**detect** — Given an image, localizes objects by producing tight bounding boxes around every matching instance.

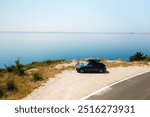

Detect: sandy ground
[23,65,150,100]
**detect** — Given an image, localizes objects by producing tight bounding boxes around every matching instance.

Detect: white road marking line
[80,69,150,100]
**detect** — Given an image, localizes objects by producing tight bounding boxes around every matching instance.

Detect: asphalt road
[87,72,150,100]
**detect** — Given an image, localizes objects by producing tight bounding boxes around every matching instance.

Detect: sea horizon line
[0,31,150,34]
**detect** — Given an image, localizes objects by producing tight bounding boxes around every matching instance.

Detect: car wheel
[79,69,84,73]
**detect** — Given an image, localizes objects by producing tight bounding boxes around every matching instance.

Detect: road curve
[87,72,150,100]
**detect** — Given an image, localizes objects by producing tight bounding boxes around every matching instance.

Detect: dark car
[76,59,106,73]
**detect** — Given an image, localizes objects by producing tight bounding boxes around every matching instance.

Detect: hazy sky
[0,0,150,32]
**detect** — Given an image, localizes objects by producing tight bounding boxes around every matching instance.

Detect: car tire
[79,69,84,73]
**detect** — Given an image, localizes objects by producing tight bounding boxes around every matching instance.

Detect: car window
[89,62,95,66]
[84,60,100,66]
[84,62,89,66]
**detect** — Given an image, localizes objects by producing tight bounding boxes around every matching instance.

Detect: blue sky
[0,0,150,32]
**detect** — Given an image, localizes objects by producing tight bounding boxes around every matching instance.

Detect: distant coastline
[0,31,150,34]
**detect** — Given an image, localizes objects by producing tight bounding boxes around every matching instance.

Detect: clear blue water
[0,32,150,68]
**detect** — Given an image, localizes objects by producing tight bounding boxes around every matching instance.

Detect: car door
[84,62,92,72]
[91,62,99,72]
[85,62,97,72]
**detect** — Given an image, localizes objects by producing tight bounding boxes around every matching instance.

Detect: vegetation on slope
[0,52,149,100]
[129,52,148,61]
[0,59,70,99]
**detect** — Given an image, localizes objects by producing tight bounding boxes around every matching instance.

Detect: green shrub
[0,87,4,98]
[33,73,43,81]
[6,79,17,92]
[18,68,25,76]
[5,58,25,76]
[15,58,25,76]
[129,52,147,61]
[0,68,5,73]
[5,65,16,72]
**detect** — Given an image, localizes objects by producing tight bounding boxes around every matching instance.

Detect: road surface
[87,72,150,100]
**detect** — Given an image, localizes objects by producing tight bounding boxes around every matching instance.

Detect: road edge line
[80,69,150,100]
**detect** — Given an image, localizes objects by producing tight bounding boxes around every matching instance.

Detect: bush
[33,73,43,81]
[5,65,16,72]
[18,68,25,76]
[5,58,25,76]
[15,58,25,76]
[129,52,147,61]
[0,68,5,73]
[0,87,4,98]
[6,79,17,92]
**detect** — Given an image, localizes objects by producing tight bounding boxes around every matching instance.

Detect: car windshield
[84,62,89,66]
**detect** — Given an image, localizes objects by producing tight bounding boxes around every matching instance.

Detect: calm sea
[0,32,150,68]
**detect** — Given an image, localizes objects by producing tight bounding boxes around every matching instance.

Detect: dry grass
[0,59,149,100]
[101,59,149,68]
[0,60,70,100]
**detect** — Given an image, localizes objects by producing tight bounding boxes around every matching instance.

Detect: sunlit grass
[0,58,149,100]
[0,59,70,100]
